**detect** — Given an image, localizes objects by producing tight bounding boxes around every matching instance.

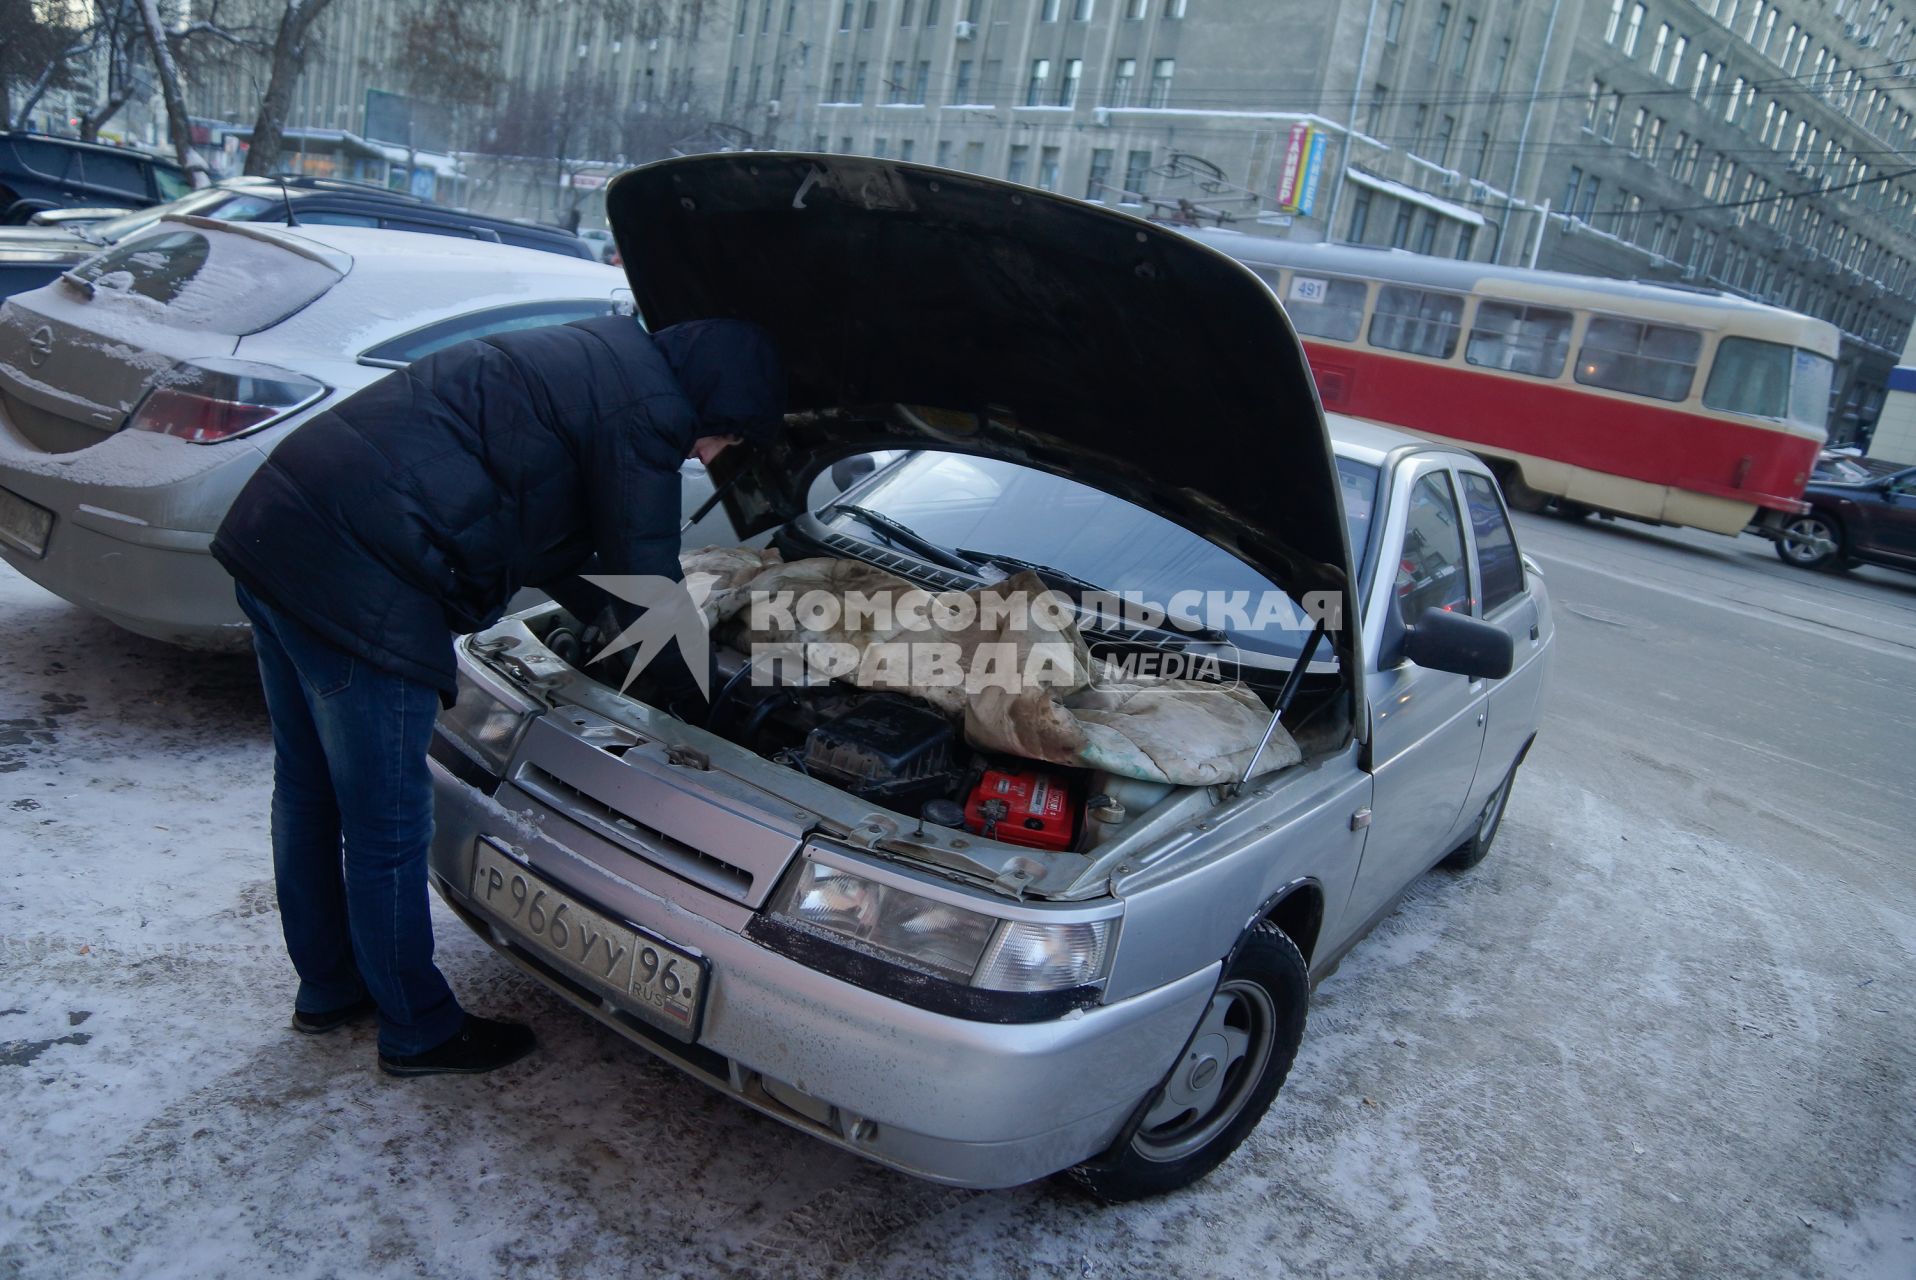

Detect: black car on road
[1776,461,1916,575]
[0,132,189,223]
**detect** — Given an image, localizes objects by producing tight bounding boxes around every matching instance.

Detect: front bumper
[427,755,1218,1189]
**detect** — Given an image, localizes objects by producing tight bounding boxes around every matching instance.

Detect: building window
[1391,203,1415,249]
[872,137,888,158]
[1348,187,1373,242]
[1471,131,1491,181]
[1007,144,1030,183]
[1073,0,1095,19]
[853,61,869,102]
[1563,166,1584,213]
[1414,212,1439,255]
[900,0,914,24]
[1643,115,1663,162]
[1060,58,1082,107]
[1454,223,1477,260]
[1434,114,1455,164]
[1410,104,1428,150]
[1666,35,1687,84]
[1041,0,1060,19]
[889,59,907,104]
[1623,3,1646,55]
[1038,146,1061,190]
[1649,23,1670,74]
[1386,0,1406,43]
[1580,175,1600,218]
[1367,83,1389,135]
[1127,0,1146,16]
[1452,16,1476,75]
[1109,58,1137,106]
[1164,0,1185,17]
[840,135,853,153]
[936,139,953,167]
[954,60,974,101]
[1628,106,1649,153]
[863,0,877,28]
[1148,58,1174,106]
[900,139,915,162]
[1026,59,1051,106]
[1490,36,1511,89]
[839,0,854,31]
[1087,147,1113,199]
[1603,0,1624,43]
[1429,4,1451,62]
[829,62,846,101]
[1123,148,1151,201]
[963,140,984,170]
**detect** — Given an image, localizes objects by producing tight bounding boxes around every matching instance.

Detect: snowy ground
[2,515,1914,1279]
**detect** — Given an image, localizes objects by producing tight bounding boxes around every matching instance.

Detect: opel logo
[26,325,54,368]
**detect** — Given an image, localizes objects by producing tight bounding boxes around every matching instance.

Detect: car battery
[963,766,1077,851]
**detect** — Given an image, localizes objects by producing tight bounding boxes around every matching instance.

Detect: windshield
[817,451,1376,656]
[1789,349,1835,432]
[91,189,279,243]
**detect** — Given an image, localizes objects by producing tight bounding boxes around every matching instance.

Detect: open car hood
[606,153,1354,648]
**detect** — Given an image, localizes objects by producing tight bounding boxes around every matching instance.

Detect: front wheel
[1775,513,1841,570]
[1071,922,1308,1202]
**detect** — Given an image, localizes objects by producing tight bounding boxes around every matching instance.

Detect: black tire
[1071,921,1308,1202]
[1774,512,1841,570]
[1441,759,1518,871]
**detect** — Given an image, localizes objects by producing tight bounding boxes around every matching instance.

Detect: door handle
[1476,711,1486,726]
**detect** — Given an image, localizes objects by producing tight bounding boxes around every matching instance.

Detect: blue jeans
[238,583,464,1057]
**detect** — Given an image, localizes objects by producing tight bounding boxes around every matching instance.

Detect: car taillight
[126,358,326,444]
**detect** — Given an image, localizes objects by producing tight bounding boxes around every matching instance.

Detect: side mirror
[1403,607,1514,680]
[828,454,878,492]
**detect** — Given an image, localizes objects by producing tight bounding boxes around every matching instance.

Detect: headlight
[768,854,1116,993]
[441,664,535,774]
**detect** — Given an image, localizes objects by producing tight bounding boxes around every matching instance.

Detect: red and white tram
[1188,230,1840,538]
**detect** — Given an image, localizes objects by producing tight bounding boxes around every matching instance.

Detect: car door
[1345,457,1490,932]
[1864,471,1916,564]
[1457,466,1548,810]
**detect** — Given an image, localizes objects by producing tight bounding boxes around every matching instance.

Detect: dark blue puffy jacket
[211,316,783,701]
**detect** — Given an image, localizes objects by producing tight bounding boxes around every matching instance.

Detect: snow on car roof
[187,217,626,281]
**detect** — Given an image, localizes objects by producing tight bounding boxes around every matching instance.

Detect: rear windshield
[67,225,342,335]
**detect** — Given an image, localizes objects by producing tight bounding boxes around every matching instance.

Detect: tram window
[1282,275,1368,342]
[1460,471,1523,613]
[1703,336,1792,418]
[1788,349,1834,429]
[1574,316,1701,401]
[1466,301,1573,378]
[1369,285,1465,358]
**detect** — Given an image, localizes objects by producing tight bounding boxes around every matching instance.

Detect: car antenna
[274,175,301,226]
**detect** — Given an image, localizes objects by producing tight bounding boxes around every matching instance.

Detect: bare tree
[135,0,208,183]
[74,0,145,142]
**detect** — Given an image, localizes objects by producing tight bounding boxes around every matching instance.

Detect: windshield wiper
[957,549,1229,643]
[824,504,977,573]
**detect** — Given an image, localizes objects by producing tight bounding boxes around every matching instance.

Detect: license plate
[469,840,707,1041]
[0,486,53,559]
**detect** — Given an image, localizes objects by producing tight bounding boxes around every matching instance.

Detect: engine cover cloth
[681,547,1299,786]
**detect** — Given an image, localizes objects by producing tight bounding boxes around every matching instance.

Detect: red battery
[963,767,1077,851]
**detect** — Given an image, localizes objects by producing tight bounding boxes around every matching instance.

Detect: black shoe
[291,995,377,1035]
[377,1014,535,1078]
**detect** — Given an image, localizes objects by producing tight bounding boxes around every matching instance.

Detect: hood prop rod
[679,465,748,533]
[1232,618,1327,797]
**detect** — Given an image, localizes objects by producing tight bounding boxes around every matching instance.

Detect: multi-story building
[715,0,1915,440]
[178,0,1916,439]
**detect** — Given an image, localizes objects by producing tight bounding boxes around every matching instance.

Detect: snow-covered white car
[425,154,1556,1200]
[0,219,628,649]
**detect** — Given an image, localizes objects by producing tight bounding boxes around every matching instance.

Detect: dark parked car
[0,132,189,223]
[1775,463,1916,574]
[0,175,593,297]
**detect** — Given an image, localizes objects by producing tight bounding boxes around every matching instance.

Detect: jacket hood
[605,153,1353,647]
[651,318,786,445]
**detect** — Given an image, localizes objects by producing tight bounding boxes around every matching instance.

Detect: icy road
[2,513,1913,1279]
